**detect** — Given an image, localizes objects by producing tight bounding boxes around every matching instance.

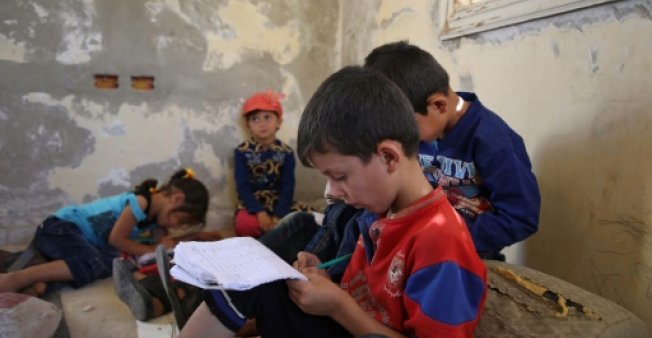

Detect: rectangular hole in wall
[94,74,119,89]
[131,76,155,91]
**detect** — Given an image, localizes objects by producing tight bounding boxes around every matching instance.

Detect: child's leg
[34,217,114,288]
[258,212,321,263]
[113,256,202,322]
[0,259,73,292]
[198,281,349,338]
[234,210,262,237]
[180,302,235,338]
[113,258,157,321]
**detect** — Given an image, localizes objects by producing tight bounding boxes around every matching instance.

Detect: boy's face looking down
[362,41,461,142]
[246,110,281,144]
[415,92,452,142]
[308,140,401,214]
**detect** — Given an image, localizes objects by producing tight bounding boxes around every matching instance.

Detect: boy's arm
[234,149,265,213]
[402,235,487,337]
[287,269,405,338]
[331,293,405,338]
[273,150,296,218]
[472,146,541,253]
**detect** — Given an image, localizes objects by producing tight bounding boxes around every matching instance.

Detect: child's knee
[235,211,261,237]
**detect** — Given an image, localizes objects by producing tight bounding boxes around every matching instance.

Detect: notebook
[170,237,307,290]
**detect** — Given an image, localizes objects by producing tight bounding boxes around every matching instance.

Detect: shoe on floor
[112,257,153,321]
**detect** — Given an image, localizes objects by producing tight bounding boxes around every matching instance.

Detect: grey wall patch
[459,74,474,92]
[590,47,599,74]
[551,41,560,58]
[0,97,95,190]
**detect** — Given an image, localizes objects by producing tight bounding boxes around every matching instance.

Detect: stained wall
[2,0,651,332]
[0,0,335,242]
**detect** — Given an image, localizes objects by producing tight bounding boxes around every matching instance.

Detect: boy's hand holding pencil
[294,252,353,279]
[293,251,322,272]
[317,254,353,269]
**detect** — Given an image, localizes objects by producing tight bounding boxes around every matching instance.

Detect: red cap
[242,90,285,119]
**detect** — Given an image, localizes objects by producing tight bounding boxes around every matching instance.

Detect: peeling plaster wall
[3,0,651,331]
[0,0,335,244]
[341,0,652,330]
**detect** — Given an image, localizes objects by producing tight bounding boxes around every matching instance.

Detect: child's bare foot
[19,282,48,297]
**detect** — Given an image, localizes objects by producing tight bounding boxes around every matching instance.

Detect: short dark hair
[297,66,419,166]
[364,41,449,115]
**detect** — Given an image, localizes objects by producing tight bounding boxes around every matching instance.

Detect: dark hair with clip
[134,179,158,196]
[134,169,209,226]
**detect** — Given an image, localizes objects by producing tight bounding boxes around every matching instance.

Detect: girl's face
[157,210,193,229]
[156,191,194,228]
[246,110,281,143]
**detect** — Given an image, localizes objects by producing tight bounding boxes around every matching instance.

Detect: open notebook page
[170,237,307,290]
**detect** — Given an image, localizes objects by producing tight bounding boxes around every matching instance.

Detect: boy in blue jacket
[365,41,541,260]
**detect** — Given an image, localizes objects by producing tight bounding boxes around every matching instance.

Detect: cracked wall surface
[0,0,335,243]
[340,0,652,331]
[2,0,652,333]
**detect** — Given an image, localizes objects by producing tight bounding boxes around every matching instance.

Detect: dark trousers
[205,211,352,337]
[34,216,116,287]
[205,281,350,338]
[258,212,321,263]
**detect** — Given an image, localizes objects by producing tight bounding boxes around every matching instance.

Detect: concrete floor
[5,226,262,337]
[60,277,178,338]
[1,243,178,338]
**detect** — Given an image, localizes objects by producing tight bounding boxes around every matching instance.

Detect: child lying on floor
[0,168,212,297]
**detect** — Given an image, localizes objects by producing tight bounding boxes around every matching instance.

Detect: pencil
[317,253,353,269]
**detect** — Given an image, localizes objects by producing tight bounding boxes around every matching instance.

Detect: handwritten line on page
[170,237,307,290]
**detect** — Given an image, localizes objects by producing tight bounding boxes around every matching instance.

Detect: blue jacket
[418,92,541,255]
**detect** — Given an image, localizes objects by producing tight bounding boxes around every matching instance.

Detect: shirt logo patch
[384,252,405,298]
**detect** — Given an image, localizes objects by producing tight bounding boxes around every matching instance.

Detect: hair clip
[184,168,195,179]
[149,187,158,194]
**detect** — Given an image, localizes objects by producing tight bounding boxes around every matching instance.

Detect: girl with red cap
[234,91,312,238]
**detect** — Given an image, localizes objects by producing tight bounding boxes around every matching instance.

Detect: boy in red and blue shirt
[180,66,486,338]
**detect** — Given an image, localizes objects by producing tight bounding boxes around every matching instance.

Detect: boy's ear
[377,140,401,173]
[426,93,448,115]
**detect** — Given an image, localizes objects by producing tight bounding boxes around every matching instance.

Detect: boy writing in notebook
[180,66,487,338]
